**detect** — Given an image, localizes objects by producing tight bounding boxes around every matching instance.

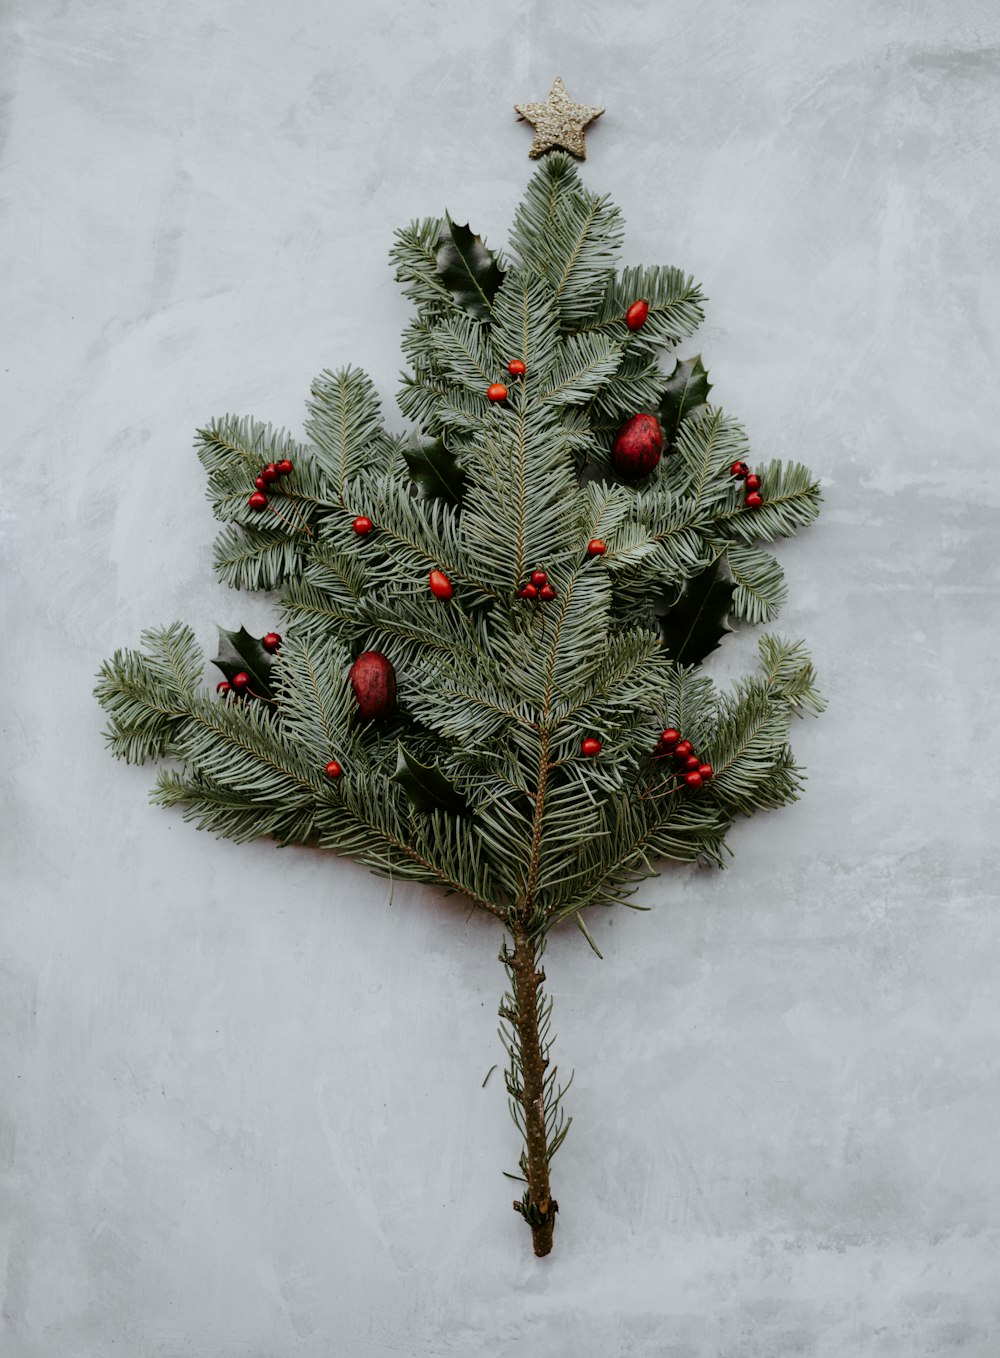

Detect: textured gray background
[3,1,999,1354]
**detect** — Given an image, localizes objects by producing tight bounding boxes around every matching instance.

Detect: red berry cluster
[730,461,763,510]
[518,569,557,602]
[486,360,527,404]
[247,458,294,511]
[216,634,281,701]
[655,728,714,790]
[216,671,259,700]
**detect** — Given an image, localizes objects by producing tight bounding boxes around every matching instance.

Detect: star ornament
[514,77,604,161]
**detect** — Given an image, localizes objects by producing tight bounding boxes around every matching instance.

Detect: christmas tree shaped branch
[96,147,824,1258]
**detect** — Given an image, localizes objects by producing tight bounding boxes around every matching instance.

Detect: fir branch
[389,218,456,317]
[757,634,826,716]
[725,544,788,625]
[212,523,306,592]
[305,366,389,495]
[94,623,202,764]
[584,264,706,351]
[712,459,822,543]
[541,334,624,408]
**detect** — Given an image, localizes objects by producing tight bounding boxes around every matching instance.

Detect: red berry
[353,515,373,535]
[730,461,749,479]
[538,583,557,601]
[350,651,397,721]
[581,737,602,756]
[530,570,547,587]
[587,539,607,556]
[744,474,760,492]
[673,740,693,758]
[684,771,704,789]
[518,584,538,600]
[231,672,250,691]
[262,632,282,653]
[261,463,280,483]
[698,764,714,781]
[487,383,508,403]
[325,760,343,779]
[625,299,649,331]
[429,569,454,600]
[611,413,663,478]
[684,755,701,771]
[248,491,268,511]
[507,359,526,377]
[660,728,681,748]
[216,681,231,695]
[275,459,293,476]
[745,491,764,509]
[254,475,267,491]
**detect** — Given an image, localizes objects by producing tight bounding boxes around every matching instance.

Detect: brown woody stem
[506,919,558,1257]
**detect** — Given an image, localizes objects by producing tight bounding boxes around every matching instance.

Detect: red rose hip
[507,359,526,377]
[487,383,508,403]
[587,539,607,556]
[625,299,649,331]
[429,569,454,600]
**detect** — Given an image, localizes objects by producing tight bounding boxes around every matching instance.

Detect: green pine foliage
[95,150,823,1254]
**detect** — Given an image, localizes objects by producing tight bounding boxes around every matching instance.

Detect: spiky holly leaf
[393,742,469,816]
[656,562,733,666]
[212,626,275,700]
[403,436,467,506]
[658,355,712,446]
[434,217,505,321]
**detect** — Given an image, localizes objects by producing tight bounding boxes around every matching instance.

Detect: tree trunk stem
[508,920,557,1257]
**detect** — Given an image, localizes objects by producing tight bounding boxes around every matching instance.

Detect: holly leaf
[403,436,467,506]
[434,217,504,321]
[212,626,275,699]
[655,563,733,666]
[658,355,712,446]
[393,741,469,816]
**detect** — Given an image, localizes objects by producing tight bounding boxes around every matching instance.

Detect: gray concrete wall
[3,1,999,1353]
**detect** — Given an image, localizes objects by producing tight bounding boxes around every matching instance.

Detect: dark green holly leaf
[393,741,469,816]
[434,217,504,320]
[212,626,275,699]
[658,355,712,446]
[403,436,467,506]
[655,562,733,666]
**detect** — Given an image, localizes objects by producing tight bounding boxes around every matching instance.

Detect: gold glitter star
[514,77,605,160]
